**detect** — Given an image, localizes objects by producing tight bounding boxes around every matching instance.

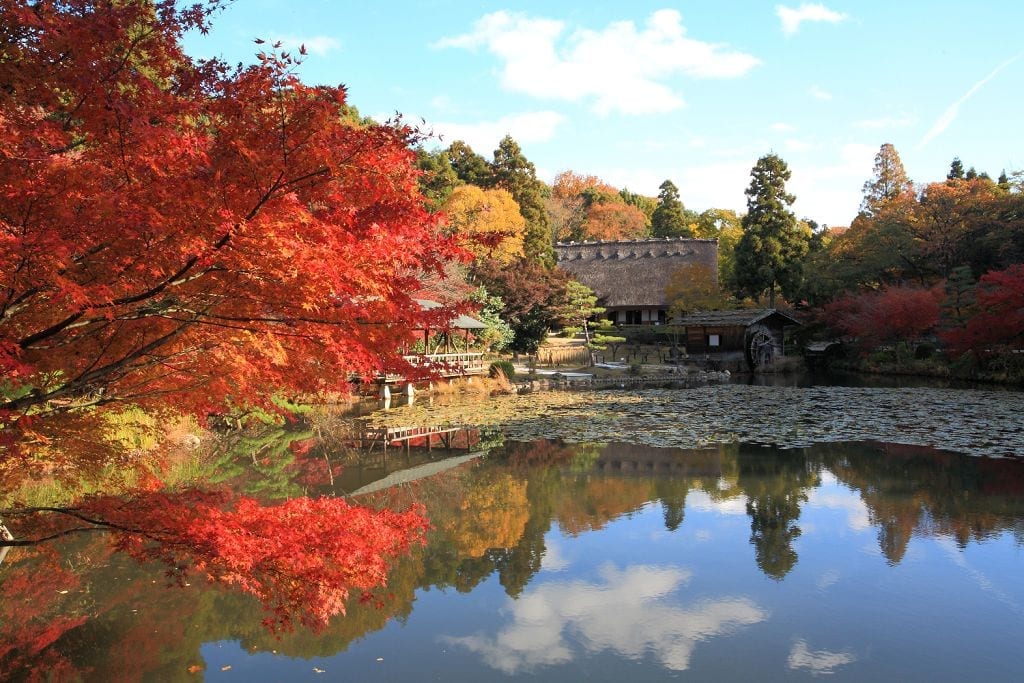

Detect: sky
[183,1,1024,228]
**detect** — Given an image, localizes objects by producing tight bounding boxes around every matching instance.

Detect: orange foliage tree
[584,202,649,241]
[548,170,646,242]
[0,1,461,445]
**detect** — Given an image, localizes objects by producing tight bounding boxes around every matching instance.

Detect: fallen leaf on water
[221,665,232,671]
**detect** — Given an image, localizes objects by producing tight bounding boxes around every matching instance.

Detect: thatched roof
[416,299,487,329]
[671,309,801,328]
[554,238,718,308]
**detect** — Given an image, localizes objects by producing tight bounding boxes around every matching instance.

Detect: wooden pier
[355,423,478,454]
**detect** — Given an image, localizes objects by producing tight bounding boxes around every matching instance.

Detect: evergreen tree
[650,180,693,237]
[731,153,808,307]
[488,135,554,267]
[998,169,1011,191]
[947,157,965,180]
[416,148,461,211]
[620,188,657,226]
[446,140,492,186]
[859,143,913,218]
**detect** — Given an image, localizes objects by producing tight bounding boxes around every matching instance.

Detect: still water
[4,430,1024,681]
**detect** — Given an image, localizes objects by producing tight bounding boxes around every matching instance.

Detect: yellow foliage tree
[442,185,525,264]
[665,262,729,319]
[442,473,529,558]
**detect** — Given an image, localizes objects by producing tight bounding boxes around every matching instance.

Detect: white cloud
[271,34,340,57]
[780,142,875,225]
[428,111,566,153]
[434,10,760,115]
[771,122,796,132]
[441,563,767,673]
[809,85,833,101]
[816,569,841,591]
[788,640,856,674]
[685,490,750,515]
[918,52,1022,149]
[807,485,871,531]
[776,4,849,36]
[540,540,570,572]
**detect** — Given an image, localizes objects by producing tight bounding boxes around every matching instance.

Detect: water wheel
[744,325,775,370]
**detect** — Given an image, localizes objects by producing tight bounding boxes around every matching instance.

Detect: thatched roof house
[554,238,718,324]
[671,309,801,370]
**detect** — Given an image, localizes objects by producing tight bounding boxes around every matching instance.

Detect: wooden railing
[383,352,486,381]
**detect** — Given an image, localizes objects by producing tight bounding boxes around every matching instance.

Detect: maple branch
[4,318,197,413]
[0,526,110,547]
[0,506,156,548]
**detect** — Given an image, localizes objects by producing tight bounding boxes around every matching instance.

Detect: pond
[3,382,1024,681]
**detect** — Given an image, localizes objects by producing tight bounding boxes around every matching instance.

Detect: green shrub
[489,360,516,381]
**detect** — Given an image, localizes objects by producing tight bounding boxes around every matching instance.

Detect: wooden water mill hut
[670,309,801,370]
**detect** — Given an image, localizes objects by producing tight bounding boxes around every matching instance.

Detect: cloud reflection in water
[787,639,857,675]
[441,563,767,673]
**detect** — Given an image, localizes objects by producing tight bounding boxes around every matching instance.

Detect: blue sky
[184,1,1023,227]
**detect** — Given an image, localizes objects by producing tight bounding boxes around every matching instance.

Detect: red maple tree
[942,264,1024,357]
[822,285,943,349]
[0,1,463,444]
[1,489,429,632]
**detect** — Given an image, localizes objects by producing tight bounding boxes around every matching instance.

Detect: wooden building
[671,309,801,370]
[554,238,719,325]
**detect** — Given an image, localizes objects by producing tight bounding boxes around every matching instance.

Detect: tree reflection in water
[3,437,1024,678]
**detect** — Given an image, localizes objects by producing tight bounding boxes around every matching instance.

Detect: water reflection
[441,564,767,673]
[4,438,1024,680]
[787,640,857,675]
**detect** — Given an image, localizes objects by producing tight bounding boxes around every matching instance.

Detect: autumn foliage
[822,285,943,349]
[0,1,460,443]
[941,264,1024,357]
[441,185,525,264]
[2,489,428,632]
